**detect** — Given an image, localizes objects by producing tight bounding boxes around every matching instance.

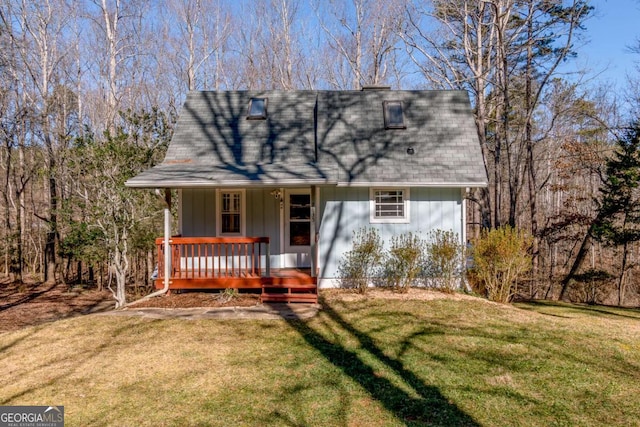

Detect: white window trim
[216,189,246,236]
[369,188,410,224]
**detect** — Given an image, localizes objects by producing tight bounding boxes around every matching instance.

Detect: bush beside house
[338,226,533,304]
[338,228,467,294]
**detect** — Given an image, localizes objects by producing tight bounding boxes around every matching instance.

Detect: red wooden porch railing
[155,237,270,286]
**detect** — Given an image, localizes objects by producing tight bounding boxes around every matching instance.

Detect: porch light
[270,189,282,200]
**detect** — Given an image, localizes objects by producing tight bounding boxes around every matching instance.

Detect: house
[125,88,487,302]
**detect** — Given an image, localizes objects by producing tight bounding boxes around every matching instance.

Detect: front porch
[155,237,318,303]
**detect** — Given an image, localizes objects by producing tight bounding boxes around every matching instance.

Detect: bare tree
[317,0,408,89]
[403,1,590,225]
[159,0,231,98]
[230,0,320,90]
[0,0,80,283]
[84,0,152,131]
[402,0,495,227]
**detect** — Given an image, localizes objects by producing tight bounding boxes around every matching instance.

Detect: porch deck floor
[270,268,313,279]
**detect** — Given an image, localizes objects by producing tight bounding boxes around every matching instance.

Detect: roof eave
[335,181,488,188]
[126,178,488,189]
[125,178,336,189]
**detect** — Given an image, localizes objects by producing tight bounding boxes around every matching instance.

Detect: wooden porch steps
[260,283,318,304]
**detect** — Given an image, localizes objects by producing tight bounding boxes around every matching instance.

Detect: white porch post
[310,185,317,277]
[278,187,284,269]
[462,188,468,247]
[164,188,172,290]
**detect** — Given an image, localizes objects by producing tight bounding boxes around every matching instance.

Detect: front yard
[1,290,639,426]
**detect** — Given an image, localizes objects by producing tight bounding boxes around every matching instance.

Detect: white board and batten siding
[178,188,282,269]
[317,186,463,288]
[179,186,464,283]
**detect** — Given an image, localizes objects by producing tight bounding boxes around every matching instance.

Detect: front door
[283,189,311,268]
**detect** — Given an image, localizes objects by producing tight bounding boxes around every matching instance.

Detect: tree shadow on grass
[516,300,640,321]
[278,301,480,426]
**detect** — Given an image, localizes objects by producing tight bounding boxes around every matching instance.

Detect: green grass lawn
[1,293,639,426]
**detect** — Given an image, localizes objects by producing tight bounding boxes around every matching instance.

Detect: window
[247,97,267,120]
[383,100,405,129]
[218,190,245,235]
[370,188,410,223]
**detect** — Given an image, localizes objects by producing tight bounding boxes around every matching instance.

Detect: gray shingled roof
[126,89,487,188]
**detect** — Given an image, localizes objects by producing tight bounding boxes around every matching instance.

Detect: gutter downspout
[462,187,471,292]
[125,189,172,307]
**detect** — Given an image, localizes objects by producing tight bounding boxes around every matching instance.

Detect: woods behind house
[1,0,638,305]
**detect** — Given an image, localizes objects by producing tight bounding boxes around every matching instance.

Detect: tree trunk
[618,241,628,306]
[559,220,599,300]
[44,160,58,284]
[108,228,129,308]
[89,264,95,287]
[525,10,539,293]
[3,138,13,280]
[44,231,56,283]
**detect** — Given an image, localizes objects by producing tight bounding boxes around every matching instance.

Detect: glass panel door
[283,189,312,268]
[288,193,311,247]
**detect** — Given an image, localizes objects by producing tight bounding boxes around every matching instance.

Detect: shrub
[471,226,532,303]
[337,228,384,294]
[384,232,427,293]
[425,230,465,292]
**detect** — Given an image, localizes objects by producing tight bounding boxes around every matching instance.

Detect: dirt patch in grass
[0,282,265,332]
[0,281,263,333]
[0,280,113,333]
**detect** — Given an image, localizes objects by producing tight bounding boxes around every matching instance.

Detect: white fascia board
[335,181,488,188]
[125,178,335,188]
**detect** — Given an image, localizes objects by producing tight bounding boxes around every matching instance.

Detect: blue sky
[578,0,640,87]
